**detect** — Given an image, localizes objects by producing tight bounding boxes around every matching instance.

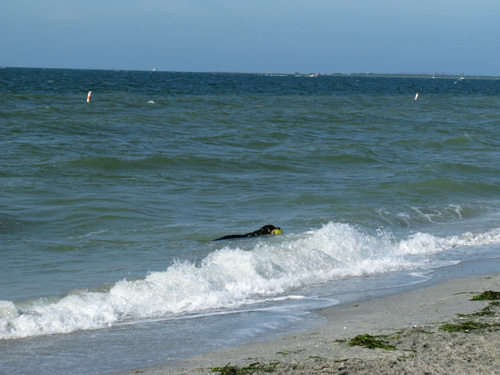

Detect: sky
[1,0,500,75]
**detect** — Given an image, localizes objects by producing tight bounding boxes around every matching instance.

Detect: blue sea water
[1,68,500,374]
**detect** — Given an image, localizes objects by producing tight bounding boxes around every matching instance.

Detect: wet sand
[118,274,500,374]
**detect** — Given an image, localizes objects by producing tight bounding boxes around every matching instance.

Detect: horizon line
[2,66,499,79]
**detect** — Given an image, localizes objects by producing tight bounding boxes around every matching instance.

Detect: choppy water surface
[1,68,500,374]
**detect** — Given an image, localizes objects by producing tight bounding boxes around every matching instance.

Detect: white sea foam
[2,222,500,340]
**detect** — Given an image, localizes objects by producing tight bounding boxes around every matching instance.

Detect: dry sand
[118,274,500,375]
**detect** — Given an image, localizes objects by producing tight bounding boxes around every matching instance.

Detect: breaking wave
[2,222,500,340]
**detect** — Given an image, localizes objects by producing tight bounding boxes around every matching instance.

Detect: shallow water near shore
[2,68,500,374]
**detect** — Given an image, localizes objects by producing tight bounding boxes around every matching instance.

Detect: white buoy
[87,91,92,103]
[414,93,419,100]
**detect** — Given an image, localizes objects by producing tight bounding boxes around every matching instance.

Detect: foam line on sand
[118,274,500,374]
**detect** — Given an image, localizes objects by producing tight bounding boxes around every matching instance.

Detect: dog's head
[258,225,282,235]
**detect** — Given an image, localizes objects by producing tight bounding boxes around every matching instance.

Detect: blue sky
[1,0,500,75]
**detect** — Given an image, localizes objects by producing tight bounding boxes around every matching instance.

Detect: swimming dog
[214,225,282,241]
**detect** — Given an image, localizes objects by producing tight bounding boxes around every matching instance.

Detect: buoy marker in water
[87,91,92,103]
[415,93,419,100]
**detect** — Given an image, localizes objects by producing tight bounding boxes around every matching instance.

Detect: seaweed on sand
[210,361,280,375]
[348,334,396,350]
[439,321,491,333]
[471,290,500,301]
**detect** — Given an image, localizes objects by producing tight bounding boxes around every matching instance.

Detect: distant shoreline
[2,66,499,80]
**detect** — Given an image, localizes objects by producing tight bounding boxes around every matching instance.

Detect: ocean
[1,67,500,374]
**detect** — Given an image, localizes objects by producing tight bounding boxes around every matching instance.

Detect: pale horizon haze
[1,0,499,75]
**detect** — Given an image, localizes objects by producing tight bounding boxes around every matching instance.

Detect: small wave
[389,177,500,198]
[0,213,33,234]
[442,133,472,145]
[65,155,180,171]
[2,223,500,340]
[373,203,470,228]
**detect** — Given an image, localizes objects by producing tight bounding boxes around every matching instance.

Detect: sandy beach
[118,273,500,375]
